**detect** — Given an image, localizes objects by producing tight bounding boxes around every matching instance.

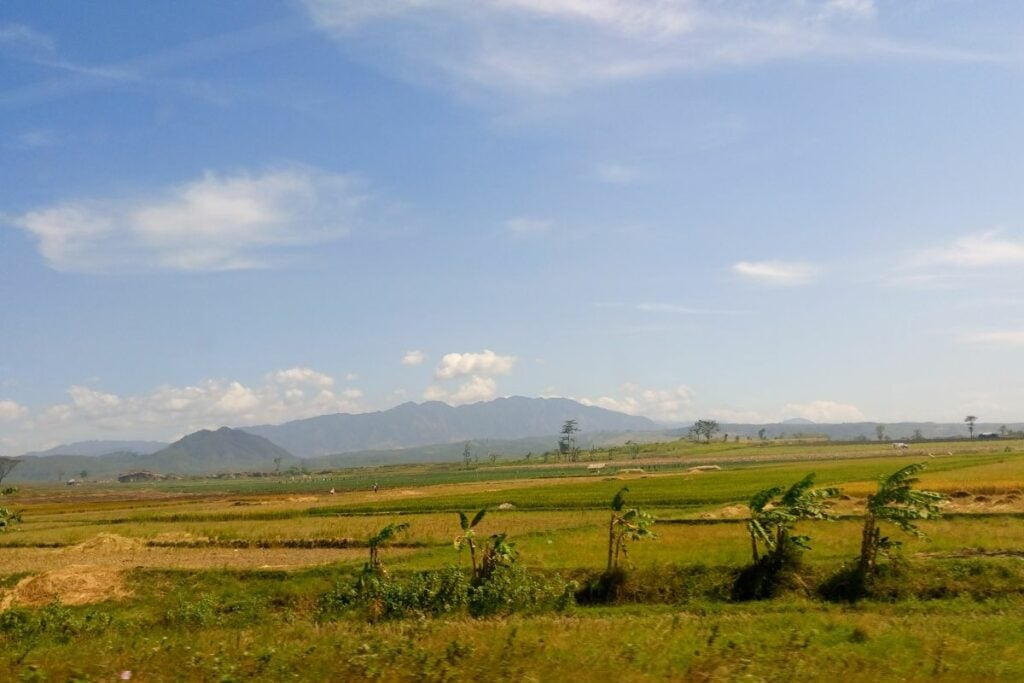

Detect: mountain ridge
[241,396,659,458]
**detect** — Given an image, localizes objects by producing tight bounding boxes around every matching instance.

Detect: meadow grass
[2,439,1023,680]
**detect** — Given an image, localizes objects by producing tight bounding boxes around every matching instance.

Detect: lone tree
[875,424,886,442]
[858,463,946,575]
[964,415,978,440]
[692,419,720,443]
[0,457,20,487]
[462,442,473,469]
[559,419,580,462]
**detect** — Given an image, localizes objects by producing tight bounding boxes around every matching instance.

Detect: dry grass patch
[1,564,131,609]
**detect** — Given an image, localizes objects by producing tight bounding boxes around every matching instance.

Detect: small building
[977,432,1001,440]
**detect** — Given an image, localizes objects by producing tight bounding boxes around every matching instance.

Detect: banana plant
[453,508,487,580]
[479,532,518,580]
[0,485,19,534]
[747,473,839,564]
[607,487,655,572]
[366,522,410,575]
[0,506,19,532]
[858,463,946,574]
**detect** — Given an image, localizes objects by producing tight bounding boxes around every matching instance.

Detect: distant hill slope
[9,428,298,482]
[242,396,659,458]
[145,427,297,473]
[22,440,168,458]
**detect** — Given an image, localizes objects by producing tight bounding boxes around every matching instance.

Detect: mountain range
[241,396,658,458]
[9,396,1020,482]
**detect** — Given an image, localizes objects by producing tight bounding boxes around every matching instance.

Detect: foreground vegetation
[0,438,1022,680]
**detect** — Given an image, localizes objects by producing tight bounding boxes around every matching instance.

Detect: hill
[242,396,658,458]
[9,428,298,482]
[22,440,168,458]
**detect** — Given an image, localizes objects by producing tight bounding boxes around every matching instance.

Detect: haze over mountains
[8,396,1019,482]
[242,397,658,458]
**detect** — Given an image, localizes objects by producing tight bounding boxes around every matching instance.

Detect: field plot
[1,440,1023,680]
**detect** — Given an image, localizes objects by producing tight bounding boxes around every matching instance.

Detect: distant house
[977,432,1001,440]
[117,471,165,483]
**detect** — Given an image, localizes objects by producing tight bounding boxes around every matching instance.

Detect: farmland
[2,438,1023,681]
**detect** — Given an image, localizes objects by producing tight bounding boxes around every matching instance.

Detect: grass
[1,438,1023,680]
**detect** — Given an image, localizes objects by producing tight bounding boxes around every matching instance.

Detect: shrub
[468,564,565,617]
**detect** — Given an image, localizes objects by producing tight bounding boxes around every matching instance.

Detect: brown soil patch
[701,504,748,520]
[1,564,131,609]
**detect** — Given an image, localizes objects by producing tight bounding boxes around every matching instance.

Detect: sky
[3,0,1024,453]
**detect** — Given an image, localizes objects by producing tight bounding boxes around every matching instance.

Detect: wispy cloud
[913,230,1024,269]
[10,166,371,272]
[733,260,819,286]
[401,350,426,366]
[593,163,641,185]
[0,21,302,109]
[782,399,865,422]
[8,129,57,150]
[504,217,553,236]
[303,0,991,97]
[958,331,1024,348]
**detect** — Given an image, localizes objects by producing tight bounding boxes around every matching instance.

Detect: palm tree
[858,463,946,574]
[367,522,410,574]
[964,415,978,440]
[453,509,487,579]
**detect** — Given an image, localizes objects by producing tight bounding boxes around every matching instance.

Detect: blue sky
[3,0,1024,452]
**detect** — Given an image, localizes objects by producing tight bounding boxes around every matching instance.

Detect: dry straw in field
[1,564,131,609]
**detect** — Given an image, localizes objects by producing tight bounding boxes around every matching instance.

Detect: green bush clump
[468,563,570,617]
[318,566,470,621]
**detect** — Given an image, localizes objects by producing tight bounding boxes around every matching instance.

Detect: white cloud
[401,350,426,366]
[345,372,359,382]
[782,400,865,422]
[504,217,553,236]
[593,163,640,185]
[0,400,28,423]
[267,367,335,388]
[435,349,516,380]
[303,0,985,97]
[4,368,364,451]
[11,167,369,272]
[913,231,1024,269]
[733,260,819,285]
[580,384,695,422]
[958,331,1024,348]
[424,375,497,404]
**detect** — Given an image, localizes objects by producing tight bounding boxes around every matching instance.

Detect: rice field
[1,438,1022,680]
